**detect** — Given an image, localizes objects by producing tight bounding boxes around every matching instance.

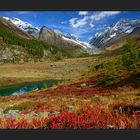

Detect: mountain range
[5,17,140,49]
[89,19,140,49]
[3,17,97,54]
[0,16,140,64]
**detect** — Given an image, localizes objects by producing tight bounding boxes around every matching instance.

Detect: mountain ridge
[89,19,140,49]
[3,17,99,54]
[0,17,93,64]
[3,17,40,36]
[1,16,140,57]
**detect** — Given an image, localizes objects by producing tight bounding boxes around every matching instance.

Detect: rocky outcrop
[36,26,86,54]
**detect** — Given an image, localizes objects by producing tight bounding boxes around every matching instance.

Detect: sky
[0,11,140,41]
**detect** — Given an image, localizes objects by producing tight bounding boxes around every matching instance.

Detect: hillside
[101,28,140,57]
[0,37,139,129]
[35,26,87,57]
[3,17,94,55]
[0,17,89,64]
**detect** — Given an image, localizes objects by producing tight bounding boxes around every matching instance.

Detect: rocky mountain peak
[3,17,40,35]
[89,19,140,48]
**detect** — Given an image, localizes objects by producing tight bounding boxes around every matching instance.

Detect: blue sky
[0,11,140,41]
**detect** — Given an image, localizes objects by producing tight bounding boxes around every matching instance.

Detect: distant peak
[89,18,140,48]
[3,16,40,35]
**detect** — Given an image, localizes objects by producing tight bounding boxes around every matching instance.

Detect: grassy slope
[0,36,139,128]
[0,56,97,87]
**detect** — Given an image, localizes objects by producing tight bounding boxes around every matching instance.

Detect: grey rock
[0,48,14,60]
[24,112,38,118]
[118,86,133,91]
[66,105,74,110]
[51,111,60,115]
[80,83,87,88]
[5,110,20,119]
[94,94,99,98]
[38,112,50,117]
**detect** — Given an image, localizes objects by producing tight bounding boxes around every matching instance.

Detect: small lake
[0,80,64,96]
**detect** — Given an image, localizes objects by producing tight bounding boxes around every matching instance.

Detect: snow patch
[3,17,40,34]
[126,28,134,34]
[62,36,92,49]
[110,33,116,38]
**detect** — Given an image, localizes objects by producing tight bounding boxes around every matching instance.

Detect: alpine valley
[0,14,140,129]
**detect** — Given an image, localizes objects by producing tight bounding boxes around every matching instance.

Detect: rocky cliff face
[35,26,87,54]
[38,27,63,46]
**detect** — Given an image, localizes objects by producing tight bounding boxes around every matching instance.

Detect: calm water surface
[0,80,64,96]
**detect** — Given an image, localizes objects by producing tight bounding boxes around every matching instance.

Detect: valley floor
[0,55,140,129]
[0,56,102,87]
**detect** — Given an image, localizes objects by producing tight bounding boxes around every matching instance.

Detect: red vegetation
[6,118,29,129]
[37,76,116,97]
[44,107,140,129]
[0,106,140,129]
[0,74,139,129]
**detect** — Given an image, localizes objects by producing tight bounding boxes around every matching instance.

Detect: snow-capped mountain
[3,17,40,35]
[2,17,99,54]
[61,33,92,49]
[53,30,99,53]
[62,35,101,54]
[3,17,95,52]
[89,19,140,48]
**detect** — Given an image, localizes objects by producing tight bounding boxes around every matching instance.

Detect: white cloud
[69,16,89,28]
[92,24,107,31]
[61,21,67,24]
[78,11,88,16]
[69,18,78,27]
[89,23,95,28]
[70,27,91,37]
[69,11,121,29]
[90,11,121,21]
[15,11,30,14]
